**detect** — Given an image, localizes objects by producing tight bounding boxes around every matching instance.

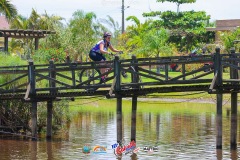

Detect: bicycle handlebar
[109,51,123,56]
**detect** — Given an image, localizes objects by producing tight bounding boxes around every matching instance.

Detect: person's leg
[98,55,107,81]
[89,51,107,81]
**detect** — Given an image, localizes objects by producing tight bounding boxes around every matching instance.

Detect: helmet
[103,32,111,38]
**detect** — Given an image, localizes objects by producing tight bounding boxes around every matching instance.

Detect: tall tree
[68,10,97,62]
[9,9,64,58]
[98,15,121,46]
[123,16,151,57]
[0,0,17,21]
[143,28,172,58]
[157,0,196,13]
[143,0,211,53]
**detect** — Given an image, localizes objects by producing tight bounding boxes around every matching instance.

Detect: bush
[32,47,66,64]
[0,52,27,66]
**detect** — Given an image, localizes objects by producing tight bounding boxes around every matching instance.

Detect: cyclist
[89,32,122,82]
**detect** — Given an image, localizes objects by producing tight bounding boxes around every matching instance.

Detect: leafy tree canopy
[143,0,211,53]
[157,0,196,12]
[157,0,196,4]
[0,0,17,21]
[160,11,210,33]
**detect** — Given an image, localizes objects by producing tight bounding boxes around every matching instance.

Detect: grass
[68,97,218,115]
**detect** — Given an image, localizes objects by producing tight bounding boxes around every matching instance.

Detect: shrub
[32,47,66,64]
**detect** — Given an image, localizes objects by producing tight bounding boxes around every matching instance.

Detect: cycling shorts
[89,50,106,61]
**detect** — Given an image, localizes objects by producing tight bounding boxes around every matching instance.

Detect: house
[0,15,10,51]
[206,19,240,43]
[0,15,10,29]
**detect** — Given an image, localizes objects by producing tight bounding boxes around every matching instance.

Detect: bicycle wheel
[79,68,101,91]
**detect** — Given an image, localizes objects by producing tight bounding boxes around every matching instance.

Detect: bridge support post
[31,101,37,140]
[117,97,123,145]
[46,101,53,140]
[28,60,37,140]
[114,55,123,144]
[216,94,222,149]
[230,93,237,150]
[215,47,223,149]
[46,60,56,140]
[230,48,238,150]
[131,96,137,142]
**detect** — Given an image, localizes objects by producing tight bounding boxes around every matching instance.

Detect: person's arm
[99,43,109,54]
[109,44,121,52]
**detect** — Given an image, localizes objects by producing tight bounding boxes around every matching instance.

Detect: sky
[11,0,240,27]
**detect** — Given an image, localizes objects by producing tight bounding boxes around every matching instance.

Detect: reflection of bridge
[0,48,239,149]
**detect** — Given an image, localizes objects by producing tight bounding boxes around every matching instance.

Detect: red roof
[0,16,10,29]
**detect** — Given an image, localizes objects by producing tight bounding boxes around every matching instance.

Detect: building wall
[216,19,240,27]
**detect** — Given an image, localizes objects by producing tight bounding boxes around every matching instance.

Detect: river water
[0,99,239,160]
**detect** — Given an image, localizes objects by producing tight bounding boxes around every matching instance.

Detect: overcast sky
[11,0,240,27]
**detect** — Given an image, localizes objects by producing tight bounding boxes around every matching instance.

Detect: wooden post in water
[46,101,53,140]
[215,47,223,149]
[114,55,123,144]
[230,48,238,150]
[230,93,237,150]
[117,98,123,144]
[46,60,56,140]
[28,60,37,140]
[30,141,37,159]
[131,55,138,142]
[131,96,137,142]
[46,141,53,159]
[216,94,222,149]
[31,101,37,140]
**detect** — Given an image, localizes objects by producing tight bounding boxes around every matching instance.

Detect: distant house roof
[0,16,9,29]
[206,19,240,31]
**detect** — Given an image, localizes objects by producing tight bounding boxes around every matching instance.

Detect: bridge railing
[0,53,216,95]
[119,54,215,91]
[0,64,28,94]
[1,48,240,98]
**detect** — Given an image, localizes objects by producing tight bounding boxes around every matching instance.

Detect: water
[0,100,239,160]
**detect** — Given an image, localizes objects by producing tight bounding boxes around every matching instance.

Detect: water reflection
[0,103,240,159]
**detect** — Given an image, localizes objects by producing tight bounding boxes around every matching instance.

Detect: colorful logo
[143,146,158,154]
[82,144,91,154]
[112,140,138,157]
[92,145,107,154]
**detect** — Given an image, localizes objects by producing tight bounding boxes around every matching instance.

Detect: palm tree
[98,15,121,45]
[0,0,17,21]
[10,9,65,58]
[124,16,151,57]
[68,10,97,62]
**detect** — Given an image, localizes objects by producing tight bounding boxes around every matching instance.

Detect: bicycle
[79,52,140,91]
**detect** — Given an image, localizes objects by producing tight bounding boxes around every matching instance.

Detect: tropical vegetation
[1,0,239,63]
[0,0,240,136]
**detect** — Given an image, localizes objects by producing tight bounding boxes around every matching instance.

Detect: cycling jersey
[91,40,111,54]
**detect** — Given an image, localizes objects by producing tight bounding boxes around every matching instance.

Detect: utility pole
[122,0,124,33]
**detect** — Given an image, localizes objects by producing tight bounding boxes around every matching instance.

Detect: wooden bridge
[0,47,240,150]
[0,48,237,99]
